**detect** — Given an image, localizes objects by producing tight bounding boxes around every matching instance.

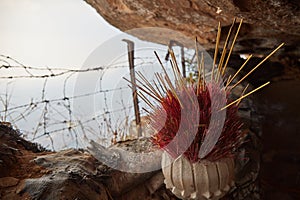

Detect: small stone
[0,177,19,188]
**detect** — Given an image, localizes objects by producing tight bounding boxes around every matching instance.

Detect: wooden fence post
[122,39,141,137]
[165,40,186,78]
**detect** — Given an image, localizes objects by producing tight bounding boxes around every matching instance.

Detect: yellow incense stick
[221,82,270,110]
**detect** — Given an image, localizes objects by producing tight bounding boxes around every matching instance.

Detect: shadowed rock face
[85,0,300,56]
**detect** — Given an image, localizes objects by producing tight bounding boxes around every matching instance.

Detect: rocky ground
[0,125,177,200]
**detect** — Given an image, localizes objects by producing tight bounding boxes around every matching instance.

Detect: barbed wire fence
[0,43,198,151]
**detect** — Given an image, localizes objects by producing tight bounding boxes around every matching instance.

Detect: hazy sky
[0,1,191,150]
[0,1,170,149]
[0,0,122,67]
[0,0,125,149]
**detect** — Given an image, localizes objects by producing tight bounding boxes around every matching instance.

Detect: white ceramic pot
[162,152,235,200]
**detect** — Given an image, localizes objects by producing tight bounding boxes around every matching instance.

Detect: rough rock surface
[0,125,177,200]
[85,0,300,58]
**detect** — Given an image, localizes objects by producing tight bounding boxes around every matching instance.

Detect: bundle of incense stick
[124,18,284,162]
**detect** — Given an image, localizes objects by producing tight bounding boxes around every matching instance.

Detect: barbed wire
[0,86,129,113]
[0,54,158,79]
[0,53,161,150]
[0,45,196,150]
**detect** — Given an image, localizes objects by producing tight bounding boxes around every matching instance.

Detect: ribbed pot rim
[162,152,235,200]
